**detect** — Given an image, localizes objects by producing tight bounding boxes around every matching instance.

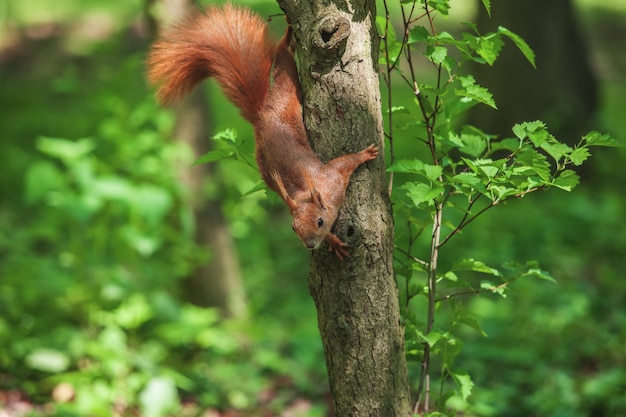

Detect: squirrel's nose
[303,238,321,250]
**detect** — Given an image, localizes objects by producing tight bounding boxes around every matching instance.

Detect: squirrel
[147,5,378,260]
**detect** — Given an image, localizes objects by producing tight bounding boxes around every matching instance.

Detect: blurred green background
[0,0,624,416]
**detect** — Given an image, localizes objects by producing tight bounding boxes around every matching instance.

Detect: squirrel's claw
[325,233,349,261]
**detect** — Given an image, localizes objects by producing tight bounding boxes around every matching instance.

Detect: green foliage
[0,28,325,415]
[379,0,620,415]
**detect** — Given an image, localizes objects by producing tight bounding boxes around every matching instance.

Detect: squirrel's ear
[310,189,326,210]
[272,171,297,211]
[302,171,326,210]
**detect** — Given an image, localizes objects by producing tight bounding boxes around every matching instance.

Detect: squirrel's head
[290,188,335,250]
[272,171,336,250]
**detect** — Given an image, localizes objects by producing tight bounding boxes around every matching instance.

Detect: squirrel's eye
[317,218,324,228]
[291,223,296,232]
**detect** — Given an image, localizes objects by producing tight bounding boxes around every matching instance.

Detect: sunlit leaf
[402,182,444,207]
[37,136,95,161]
[480,281,507,297]
[140,376,179,417]
[517,149,551,182]
[387,159,425,174]
[553,169,579,191]
[541,140,572,162]
[456,76,496,109]
[452,259,501,276]
[459,133,487,157]
[426,45,448,65]
[377,15,403,65]
[194,149,235,165]
[408,26,430,43]
[476,35,504,66]
[451,172,481,186]
[568,147,591,166]
[512,120,546,141]
[498,26,536,68]
[452,370,475,401]
[428,0,450,16]
[424,164,443,181]
[25,348,70,373]
[459,316,487,337]
[583,131,621,147]
[481,0,491,16]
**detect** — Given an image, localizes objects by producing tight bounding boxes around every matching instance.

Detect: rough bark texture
[276,1,410,415]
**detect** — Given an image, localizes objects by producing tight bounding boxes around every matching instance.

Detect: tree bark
[276,1,410,416]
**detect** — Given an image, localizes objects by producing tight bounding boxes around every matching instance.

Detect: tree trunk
[276,1,410,416]
[146,0,246,318]
[469,0,598,143]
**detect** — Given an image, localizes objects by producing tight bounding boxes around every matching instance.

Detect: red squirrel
[147,5,378,259]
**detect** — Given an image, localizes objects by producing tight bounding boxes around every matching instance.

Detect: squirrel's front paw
[325,233,349,261]
[361,144,379,161]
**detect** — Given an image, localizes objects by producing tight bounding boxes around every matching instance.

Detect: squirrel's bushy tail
[147,5,276,123]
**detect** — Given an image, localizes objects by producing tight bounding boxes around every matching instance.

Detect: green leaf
[424,164,443,181]
[113,293,152,329]
[443,271,459,282]
[517,149,551,182]
[488,185,517,201]
[459,316,487,337]
[583,131,621,147]
[390,105,409,114]
[25,348,71,373]
[462,21,479,35]
[213,128,238,144]
[428,0,450,16]
[193,148,234,165]
[512,120,546,142]
[456,76,496,109]
[568,147,591,166]
[479,165,500,178]
[451,172,481,186]
[25,161,66,204]
[387,159,425,174]
[140,376,179,417]
[425,45,448,65]
[498,26,536,68]
[523,267,556,283]
[541,140,572,162]
[459,133,487,157]
[481,0,492,17]
[242,181,267,196]
[452,259,501,276]
[480,281,507,297]
[402,182,444,207]
[452,370,475,401]
[408,26,430,43]
[377,15,403,65]
[491,138,522,153]
[36,136,95,161]
[417,330,443,347]
[476,35,504,66]
[434,31,455,42]
[553,169,580,191]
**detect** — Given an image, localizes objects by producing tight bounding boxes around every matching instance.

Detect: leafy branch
[378,0,618,414]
